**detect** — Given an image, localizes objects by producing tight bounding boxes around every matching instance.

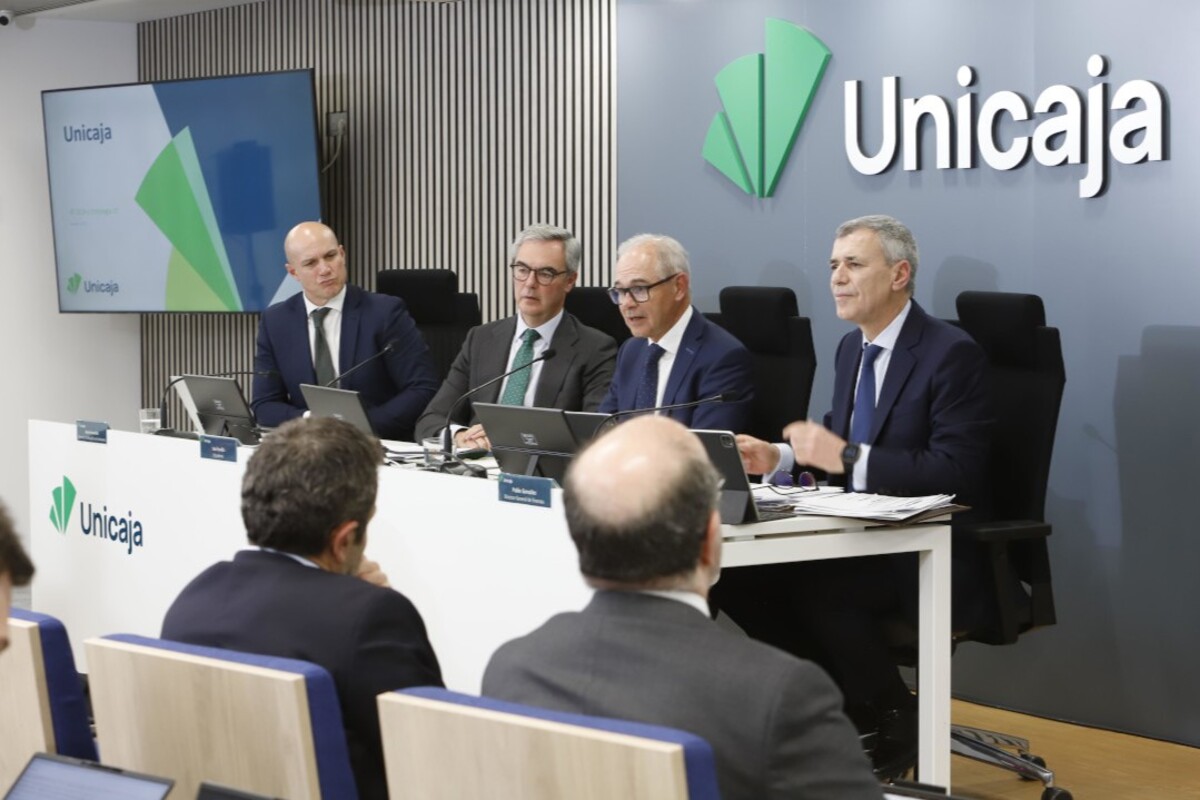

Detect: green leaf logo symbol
[703,19,831,198]
[67,273,82,294]
[50,476,76,534]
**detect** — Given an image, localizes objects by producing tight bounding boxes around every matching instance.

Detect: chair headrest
[377,269,459,323]
[956,291,1046,368]
[719,286,800,354]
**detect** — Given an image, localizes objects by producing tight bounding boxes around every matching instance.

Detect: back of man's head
[563,416,720,589]
[0,501,34,587]
[242,417,381,557]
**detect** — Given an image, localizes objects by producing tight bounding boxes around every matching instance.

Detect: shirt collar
[653,304,694,354]
[302,285,348,318]
[866,299,912,352]
[515,308,565,344]
[638,588,711,617]
[254,546,321,569]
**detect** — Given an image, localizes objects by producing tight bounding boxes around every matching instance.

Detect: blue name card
[76,420,109,444]
[200,435,239,463]
[498,473,554,508]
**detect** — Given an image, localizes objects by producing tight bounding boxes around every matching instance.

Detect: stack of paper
[787,491,960,522]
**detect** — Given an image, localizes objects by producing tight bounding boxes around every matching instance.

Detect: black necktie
[850,343,883,444]
[311,307,336,386]
[633,343,666,413]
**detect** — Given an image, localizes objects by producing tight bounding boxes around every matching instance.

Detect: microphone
[326,340,398,387]
[441,347,559,461]
[593,390,741,433]
[156,370,276,434]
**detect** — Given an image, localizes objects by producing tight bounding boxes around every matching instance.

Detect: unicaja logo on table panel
[48,475,146,555]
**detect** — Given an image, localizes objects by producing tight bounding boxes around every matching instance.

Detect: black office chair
[376,269,482,382]
[708,286,816,440]
[563,286,632,347]
[923,291,1069,799]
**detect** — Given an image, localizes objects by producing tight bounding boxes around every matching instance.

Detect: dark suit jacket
[827,300,991,511]
[161,550,443,800]
[414,312,617,442]
[483,591,881,800]
[252,285,439,441]
[597,309,754,433]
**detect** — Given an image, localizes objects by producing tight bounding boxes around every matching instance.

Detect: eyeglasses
[510,262,570,285]
[607,273,680,304]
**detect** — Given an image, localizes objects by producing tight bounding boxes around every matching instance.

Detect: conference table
[27,420,951,785]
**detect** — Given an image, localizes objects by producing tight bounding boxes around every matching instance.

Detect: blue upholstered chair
[378,686,721,800]
[0,609,97,789]
[85,634,356,800]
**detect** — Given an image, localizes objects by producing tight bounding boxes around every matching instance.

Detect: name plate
[76,420,109,444]
[200,435,239,463]
[498,473,554,508]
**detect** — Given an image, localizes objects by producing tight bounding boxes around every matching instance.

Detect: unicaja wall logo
[703,19,831,198]
[50,476,76,533]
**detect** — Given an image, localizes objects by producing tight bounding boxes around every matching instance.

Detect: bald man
[482,417,881,800]
[252,222,438,441]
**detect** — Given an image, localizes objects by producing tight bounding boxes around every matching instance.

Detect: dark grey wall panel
[138,0,616,411]
[618,0,1198,745]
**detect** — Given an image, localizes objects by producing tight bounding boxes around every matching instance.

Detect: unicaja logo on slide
[67,273,82,294]
[50,476,76,533]
[703,19,831,198]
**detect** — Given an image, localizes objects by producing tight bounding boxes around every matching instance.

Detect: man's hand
[735,434,782,475]
[356,557,391,588]
[782,421,846,474]
[454,424,492,452]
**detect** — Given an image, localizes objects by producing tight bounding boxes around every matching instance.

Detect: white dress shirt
[302,286,348,377]
[638,588,711,617]
[648,305,695,409]
[496,309,565,406]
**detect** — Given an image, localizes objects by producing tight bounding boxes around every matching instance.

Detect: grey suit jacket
[414,312,617,441]
[483,591,882,800]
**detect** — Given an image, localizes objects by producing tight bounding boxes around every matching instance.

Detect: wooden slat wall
[138,0,616,410]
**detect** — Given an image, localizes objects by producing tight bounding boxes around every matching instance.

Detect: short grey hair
[617,233,691,278]
[835,215,919,293]
[509,224,581,274]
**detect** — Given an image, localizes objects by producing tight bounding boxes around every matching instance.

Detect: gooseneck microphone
[156,369,276,434]
[593,390,741,433]
[440,347,559,464]
[325,340,398,388]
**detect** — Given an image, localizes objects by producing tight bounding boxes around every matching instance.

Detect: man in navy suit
[598,234,753,432]
[732,215,991,776]
[162,417,442,800]
[252,222,438,441]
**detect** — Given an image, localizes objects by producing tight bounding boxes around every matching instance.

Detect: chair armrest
[958,519,1050,543]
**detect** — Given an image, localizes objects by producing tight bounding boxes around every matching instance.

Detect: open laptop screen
[4,753,172,800]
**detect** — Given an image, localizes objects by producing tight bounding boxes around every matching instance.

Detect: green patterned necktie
[311,307,336,386]
[499,328,541,405]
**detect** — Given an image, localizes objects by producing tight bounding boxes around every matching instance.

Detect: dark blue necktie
[849,344,883,444]
[633,343,666,413]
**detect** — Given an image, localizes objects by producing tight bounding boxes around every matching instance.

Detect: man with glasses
[414,224,617,450]
[597,234,753,432]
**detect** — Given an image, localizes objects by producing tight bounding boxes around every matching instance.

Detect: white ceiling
[2,0,267,24]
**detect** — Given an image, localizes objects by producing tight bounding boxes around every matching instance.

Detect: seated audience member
[597,234,753,432]
[483,416,881,800]
[162,417,442,800]
[252,221,439,441]
[414,223,617,450]
[730,214,991,776]
[0,501,36,655]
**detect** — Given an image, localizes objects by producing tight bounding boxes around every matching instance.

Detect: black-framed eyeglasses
[607,273,680,304]
[510,262,570,285]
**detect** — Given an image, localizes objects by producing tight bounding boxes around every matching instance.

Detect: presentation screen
[42,69,323,313]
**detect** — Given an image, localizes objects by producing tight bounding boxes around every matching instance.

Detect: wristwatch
[840,443,861,492]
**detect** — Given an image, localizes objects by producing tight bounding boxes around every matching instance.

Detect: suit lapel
[662,310,703,406]
[338,285,363,381]
[830,331,863,437]
[533,315,576,407]
[478,317,518,405]
[286,294,318,384]
[869,303,927,443]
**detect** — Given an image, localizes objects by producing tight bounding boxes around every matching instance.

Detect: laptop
[473,403,584,483]
[196,782,280,800]
[300,384,375,436]
[179,374,260,445]
[693,429,796,524]
[4,752,173,800]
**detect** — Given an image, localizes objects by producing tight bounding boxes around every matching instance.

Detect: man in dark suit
[252,221,439,441]
[732,215,991,776]
[414,224,617,449]
[483,416,881,800]
[0,500,35,655]
[597,234,753,432]
[162,417,442,800]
